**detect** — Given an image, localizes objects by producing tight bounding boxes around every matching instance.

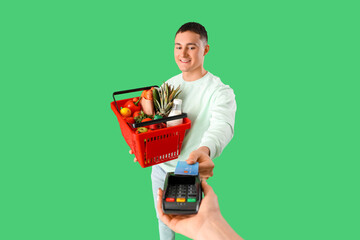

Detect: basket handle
[132,113,188,128]
[112,86,158,113]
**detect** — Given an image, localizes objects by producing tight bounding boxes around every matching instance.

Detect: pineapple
[153,83,181,118]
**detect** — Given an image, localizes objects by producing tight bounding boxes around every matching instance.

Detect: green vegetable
[154,115,163,120]
[153,88,160,106]
[134,111,153,123]
[136,127,148,134]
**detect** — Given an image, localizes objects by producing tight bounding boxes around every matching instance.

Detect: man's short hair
[175,22,208,44]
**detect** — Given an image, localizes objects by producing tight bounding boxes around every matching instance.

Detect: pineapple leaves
[153,82,182,117]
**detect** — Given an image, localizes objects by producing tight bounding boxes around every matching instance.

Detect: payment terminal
[162,162,202,215]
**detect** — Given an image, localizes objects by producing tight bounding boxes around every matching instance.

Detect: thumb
[201,180,213,196]
[186,152,199,165]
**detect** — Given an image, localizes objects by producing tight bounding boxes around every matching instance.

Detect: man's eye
[176,47,182,49]
[189,47,195,50]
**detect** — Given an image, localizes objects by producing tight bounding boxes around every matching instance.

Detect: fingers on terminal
[157,188,163,202]
[157,188,171,224]
[201,180,213,196]
[156,188,161,204]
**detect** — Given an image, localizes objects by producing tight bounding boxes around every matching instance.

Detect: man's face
[174,31,209,73]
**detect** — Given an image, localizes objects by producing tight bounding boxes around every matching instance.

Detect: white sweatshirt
[159,72,237,172]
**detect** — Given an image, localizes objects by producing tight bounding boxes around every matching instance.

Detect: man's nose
[180,48,188,57]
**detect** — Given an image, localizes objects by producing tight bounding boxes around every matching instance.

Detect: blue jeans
[151,165,175,240]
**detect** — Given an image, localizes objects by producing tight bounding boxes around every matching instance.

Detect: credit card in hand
[174,161,199,176]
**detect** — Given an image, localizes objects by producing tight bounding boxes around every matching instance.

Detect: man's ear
[204,44,210,56]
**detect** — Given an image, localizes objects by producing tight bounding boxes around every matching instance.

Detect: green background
[1,0,359,239]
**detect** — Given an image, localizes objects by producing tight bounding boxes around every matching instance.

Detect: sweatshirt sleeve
[199,86,237,159]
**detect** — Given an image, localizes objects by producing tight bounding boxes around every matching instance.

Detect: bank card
[174,161,199,176]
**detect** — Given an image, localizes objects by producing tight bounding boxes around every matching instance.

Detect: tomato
[141,118,152,122]
[124,100,141,114]
[149,123,158,130]
[133,111,141,118]
[125,117,135,124]
[141,118,158,129]
[120,107,131,117]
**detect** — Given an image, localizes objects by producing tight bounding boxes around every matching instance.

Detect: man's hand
[129,149,138,162]
[186,146,214,180]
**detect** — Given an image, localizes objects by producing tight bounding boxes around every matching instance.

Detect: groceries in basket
[111,84,192,168]
[117,83,183,134]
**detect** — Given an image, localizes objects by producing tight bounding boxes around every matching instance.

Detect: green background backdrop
[1,0,359,239]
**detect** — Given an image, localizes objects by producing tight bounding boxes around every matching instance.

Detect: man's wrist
[198,146,210,156]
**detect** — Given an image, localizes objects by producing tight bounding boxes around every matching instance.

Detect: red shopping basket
[111,86,191,168]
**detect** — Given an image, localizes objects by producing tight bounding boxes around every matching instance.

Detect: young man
[132,22,236,239]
